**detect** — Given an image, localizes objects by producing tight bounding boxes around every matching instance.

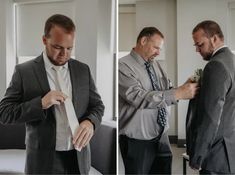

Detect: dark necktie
[145,62,167,127]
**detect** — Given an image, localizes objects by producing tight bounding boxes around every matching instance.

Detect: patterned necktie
[145,62,167,127]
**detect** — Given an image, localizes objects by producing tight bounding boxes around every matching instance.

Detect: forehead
[49,25,75,38]
[193,29,207,41]
[47,26,75,45]
[149,34,164,45]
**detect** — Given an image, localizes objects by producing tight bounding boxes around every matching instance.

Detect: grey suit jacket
[189,47,235,173]
[0,54,105,174]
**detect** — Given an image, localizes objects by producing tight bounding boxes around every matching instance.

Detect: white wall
[136,0,177,136]
[96,0,115,120]
[0,1,7,97]
[16,1,75,57]
[119,5,136,51]
[75,0,115,121]
[228,2,235,51]
[0,0,15,96]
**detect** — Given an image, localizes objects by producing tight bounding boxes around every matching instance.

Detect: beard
[202,41,214,61]
[48,56,67,66]
[202,52,213,61]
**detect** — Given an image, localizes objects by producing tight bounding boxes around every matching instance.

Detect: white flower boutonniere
[191,69,203,84]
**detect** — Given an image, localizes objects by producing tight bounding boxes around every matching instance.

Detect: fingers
[41,90,68,109]
[176,81,200,100]
[54,93,67,104]
[83,133,93,147]
[73,120,94,150]
[73,127,87,148]
[73,127,93,148]
[73,125,84,144]
[74,129,92,148]
[80,130,93,147]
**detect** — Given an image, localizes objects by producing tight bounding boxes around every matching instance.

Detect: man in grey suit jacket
[189,20,235,174]
[119,27,198,174]
[0,14,104,174]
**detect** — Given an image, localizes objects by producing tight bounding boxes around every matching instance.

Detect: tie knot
[144,62,151,69]
[52,66,63,72]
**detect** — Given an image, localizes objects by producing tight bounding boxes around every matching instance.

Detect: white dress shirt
[43,51,74,151]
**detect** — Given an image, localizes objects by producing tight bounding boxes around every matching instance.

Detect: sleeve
[189,61,231,168]
[81,67,105,131]
[0,66,46,124]
[119,61,177,109]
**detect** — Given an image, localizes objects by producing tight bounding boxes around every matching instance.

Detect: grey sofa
[0,121,116,174]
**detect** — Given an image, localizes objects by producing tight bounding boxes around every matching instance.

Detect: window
[15,0,76,64]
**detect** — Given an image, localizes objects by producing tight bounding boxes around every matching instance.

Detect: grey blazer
[188,47,235,173]
[0,54,104,174]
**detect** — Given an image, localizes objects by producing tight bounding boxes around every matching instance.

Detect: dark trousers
[200,169,228,175]
[25,149,80,174]
[119,134,172,174]
[52,149,80,174]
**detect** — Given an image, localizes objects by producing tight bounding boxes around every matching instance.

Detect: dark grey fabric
[0,54,104,175]
[186,79,202,157]
[119,133,172,174]
[0,123,25,149]
[0,122,116,175]
[199,169,220,175]
[188,47,235,173]
[25,149,80,174]
[90,123,116,174]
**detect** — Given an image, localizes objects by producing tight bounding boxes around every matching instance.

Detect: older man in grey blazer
[189,20,235,174]
[0,14,104,174]
[119,27,198,174]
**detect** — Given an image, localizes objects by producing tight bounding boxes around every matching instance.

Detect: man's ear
[210,35,218,48]
[42,36,47,45]
[140,36,148,46]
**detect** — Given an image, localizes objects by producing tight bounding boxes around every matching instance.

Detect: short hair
[192,20,224,40]
[137,27,164,43]
[44,14,76,38]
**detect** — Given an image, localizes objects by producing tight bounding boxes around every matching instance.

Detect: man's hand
[73,120,94,150]
[190,165,201,171]
[41,90,67,109]
[175,78,199,100]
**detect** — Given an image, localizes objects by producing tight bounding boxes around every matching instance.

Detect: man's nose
[59,48,67,56]
[155,49,160,55]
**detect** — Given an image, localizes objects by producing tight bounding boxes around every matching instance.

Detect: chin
[56,58,69,65]
[57,61,67,66]
[202,53,213,61]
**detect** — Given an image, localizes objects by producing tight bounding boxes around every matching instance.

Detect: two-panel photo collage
[0,0,235,174]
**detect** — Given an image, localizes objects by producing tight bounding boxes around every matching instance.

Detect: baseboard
[168,135,186,148]
[177,139,186,148]
[168,135,177,144]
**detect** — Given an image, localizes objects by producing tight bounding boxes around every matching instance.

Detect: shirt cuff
[163,89,177,106]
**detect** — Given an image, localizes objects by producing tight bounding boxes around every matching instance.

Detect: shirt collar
[130,49,149,66]
[43,51,68,71]
[212,45,227,56]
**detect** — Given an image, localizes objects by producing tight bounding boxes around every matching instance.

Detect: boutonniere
[191,69,203,85]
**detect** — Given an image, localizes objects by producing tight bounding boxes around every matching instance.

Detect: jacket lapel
[68,59,83,112]
[69,59,91,174]
[32,54,51,95]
